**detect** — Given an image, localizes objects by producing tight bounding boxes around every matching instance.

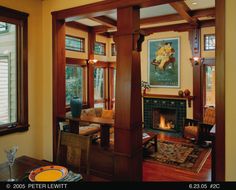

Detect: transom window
[204,34,215,51]
[66,35,85,52]
[94,42,106,56]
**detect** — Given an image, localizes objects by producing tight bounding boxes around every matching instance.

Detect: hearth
[152,108,177,132]
[143,96,187,133]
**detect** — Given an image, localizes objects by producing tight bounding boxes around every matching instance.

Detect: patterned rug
[144,140,211,173]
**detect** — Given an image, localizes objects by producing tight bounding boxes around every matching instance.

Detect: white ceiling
[106,4,177,20]
[185,0,215,10]
[75,18,101,26]
[74,0,215,27]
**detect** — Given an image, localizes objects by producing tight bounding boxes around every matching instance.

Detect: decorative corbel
[133,30,145,52]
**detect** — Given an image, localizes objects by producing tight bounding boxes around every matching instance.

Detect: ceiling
[71,0,215,34]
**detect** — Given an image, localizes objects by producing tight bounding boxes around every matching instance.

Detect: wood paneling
[215,0,225,181]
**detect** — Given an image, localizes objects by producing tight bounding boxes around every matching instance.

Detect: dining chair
[56,131,91,175]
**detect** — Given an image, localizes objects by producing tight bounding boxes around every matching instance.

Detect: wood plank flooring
[142,133,212,181]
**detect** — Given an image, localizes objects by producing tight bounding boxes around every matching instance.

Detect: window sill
[0,124,29,136]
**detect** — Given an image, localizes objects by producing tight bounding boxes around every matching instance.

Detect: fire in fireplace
[153,108,177,132]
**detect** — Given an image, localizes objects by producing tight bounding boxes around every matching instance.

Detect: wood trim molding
[215,0,225,181]
[66,57,87,66]
[52,17,66,162]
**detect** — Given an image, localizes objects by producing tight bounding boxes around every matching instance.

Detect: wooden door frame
[52,0,225,181]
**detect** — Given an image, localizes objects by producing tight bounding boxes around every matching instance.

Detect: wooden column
[87,29,95,107]
[189,28,203,121]
[52,17,66,162]
[114,6,143,181]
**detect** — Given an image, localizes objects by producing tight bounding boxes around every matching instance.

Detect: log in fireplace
[152,108,177,132]
[143,95,187,133]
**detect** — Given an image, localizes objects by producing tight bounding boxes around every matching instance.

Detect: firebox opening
[152,108,177,132]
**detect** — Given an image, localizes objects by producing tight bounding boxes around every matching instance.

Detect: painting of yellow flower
[148,38,180,88]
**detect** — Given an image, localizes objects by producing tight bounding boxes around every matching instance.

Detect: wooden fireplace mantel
[142,93,195,108]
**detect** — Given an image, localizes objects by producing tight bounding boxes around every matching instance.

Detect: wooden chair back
[203,107,215,125]
[57,131,91,175]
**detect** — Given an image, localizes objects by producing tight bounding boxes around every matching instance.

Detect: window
[94,42,106,56]
[94,68,105,108]
[205,66,215,107]
[204,34,215,51]
[0,7,29,135]
[66,35,85,52]
[0,22,9,33]
[111,43,116,56]
[65,65,84,105]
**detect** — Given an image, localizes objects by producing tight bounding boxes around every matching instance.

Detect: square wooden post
[114,6,143,181]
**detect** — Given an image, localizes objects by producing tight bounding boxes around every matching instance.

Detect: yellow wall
[41,0,103,161]
[201,27,215,58]
[226,0,236,181]
[1,0,235,181]
[0,0,43,162]
[141,31,193,118]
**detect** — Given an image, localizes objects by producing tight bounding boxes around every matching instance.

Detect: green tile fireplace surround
[143,95,187,133]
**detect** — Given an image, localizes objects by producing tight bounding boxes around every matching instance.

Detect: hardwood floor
[89,132,212,181]
[142,133,212,182]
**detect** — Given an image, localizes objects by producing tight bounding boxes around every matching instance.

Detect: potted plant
[141,81,150,94]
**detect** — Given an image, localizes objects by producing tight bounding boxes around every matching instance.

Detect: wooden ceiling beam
[53,0,184,20]
[170,1,198,25]
[191,7,215,18]
[90,16,117,28]
[140,7,215,26]
[108,19,215,36]
[65,21,91,32]
[93,25,110,33]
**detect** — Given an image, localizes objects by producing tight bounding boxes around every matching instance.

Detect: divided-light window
[65,65,83,105]
[0,7,29,135]
[94,42,106,56]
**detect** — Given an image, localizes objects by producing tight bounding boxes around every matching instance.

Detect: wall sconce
[88,59,98,65]
[190,56,204,66]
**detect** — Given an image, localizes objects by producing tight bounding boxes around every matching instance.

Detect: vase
[70,96,82,118]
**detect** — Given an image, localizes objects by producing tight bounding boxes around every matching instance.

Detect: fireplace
[152,108,177,132]
[144,96,187,133]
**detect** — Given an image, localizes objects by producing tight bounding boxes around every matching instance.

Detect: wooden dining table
[0,156,51,181]
[65,114,114,148]
[0,156,107,182]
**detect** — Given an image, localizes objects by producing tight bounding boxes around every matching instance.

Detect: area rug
[144,140,211,173]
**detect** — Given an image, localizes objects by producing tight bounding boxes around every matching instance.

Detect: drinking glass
[5,146,18,181]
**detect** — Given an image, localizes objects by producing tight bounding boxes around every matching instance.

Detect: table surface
[0,156,106,182]
[66,114,114,125]
[0,156,50,181]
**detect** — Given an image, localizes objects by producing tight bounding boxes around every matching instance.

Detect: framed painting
[148,37,180,88]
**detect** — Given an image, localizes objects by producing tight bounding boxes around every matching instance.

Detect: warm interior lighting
[88,59,98,64]
[159,115,174,130]
[190,56,204,65]
[192,2,197,5]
